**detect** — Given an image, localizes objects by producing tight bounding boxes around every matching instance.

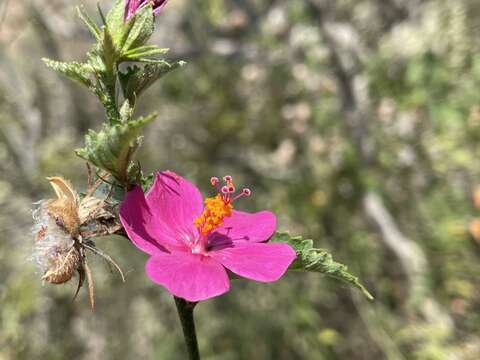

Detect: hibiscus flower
[120,171,296,301]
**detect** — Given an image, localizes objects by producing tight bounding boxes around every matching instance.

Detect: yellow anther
[194,194,233,236]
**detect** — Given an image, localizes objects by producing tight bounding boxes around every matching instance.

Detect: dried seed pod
[42,246,81,284]
[32,177,81,283]
[32,175,125,308]
[32,199,77,283]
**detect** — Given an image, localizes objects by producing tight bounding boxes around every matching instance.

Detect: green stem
[174,296,200,360]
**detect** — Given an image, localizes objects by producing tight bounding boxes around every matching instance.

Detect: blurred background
[1,0,480,359]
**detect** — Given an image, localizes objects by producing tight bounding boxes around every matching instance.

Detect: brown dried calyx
[33,176,124,309]
[46,177,81,235]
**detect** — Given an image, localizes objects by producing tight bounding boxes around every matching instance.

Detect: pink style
[120,171,296,302]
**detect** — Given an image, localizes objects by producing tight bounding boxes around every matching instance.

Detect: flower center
[193,175,252,241]
[194,194,233,237]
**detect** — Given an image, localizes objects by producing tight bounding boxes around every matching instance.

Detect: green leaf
[106,0,126,43]
[119,60,186,104]
[77,5,101,40]
[75,46,121,122]
[43,56,121,121]
[86,48,106,73]
[102,27,118,78]
[92,28,121,122]
[42,58,94,88]
[76,114,157,182]
[270,232,374,300]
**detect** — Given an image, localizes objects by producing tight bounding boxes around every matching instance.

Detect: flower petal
[146,171,203,238]
[145,252,230,302]
[210,242,296,282]
[208,210,276,249]
[120,186,186,255]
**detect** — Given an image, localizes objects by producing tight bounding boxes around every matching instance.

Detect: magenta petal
[146,171,203,237]
[146,252,230,301]
[208,210,276,249]
[210,242,296,282]
[124,0,140,21]
[120,186,185,254]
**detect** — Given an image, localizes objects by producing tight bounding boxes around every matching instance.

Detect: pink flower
[120,171,296,302]
[124,0,168,22]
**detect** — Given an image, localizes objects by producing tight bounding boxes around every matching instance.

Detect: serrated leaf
[76,114,156,181]
[77,5,101,40]
[270,232,374,300]
[42,58,94,88]
[119,60,185,104]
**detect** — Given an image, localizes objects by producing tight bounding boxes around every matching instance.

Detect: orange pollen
[194,194,233,237]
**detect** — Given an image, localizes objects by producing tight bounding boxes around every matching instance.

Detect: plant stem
[174,296,200,360]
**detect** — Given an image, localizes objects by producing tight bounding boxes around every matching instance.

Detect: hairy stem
[174,296,200,360]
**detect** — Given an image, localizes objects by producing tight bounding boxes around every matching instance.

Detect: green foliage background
[1,0,480,359]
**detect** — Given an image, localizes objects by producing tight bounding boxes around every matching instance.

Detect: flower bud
[125,0,168,22]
